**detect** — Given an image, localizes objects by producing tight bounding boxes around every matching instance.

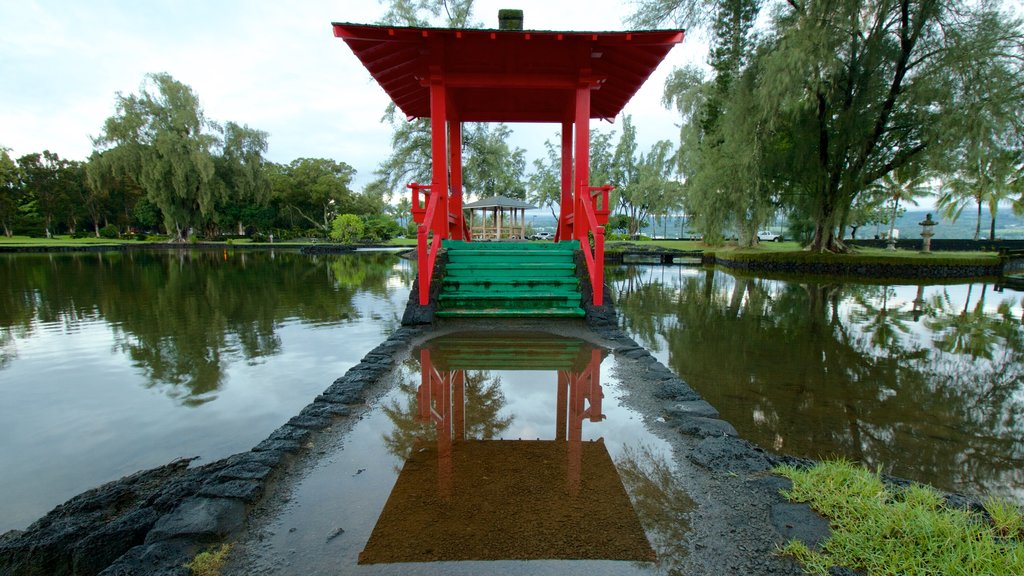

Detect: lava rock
[770,503,831,549]
[689,436,772,473]
[145,498,246,544]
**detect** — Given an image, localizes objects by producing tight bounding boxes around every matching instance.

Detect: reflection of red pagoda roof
[332,23,684,123]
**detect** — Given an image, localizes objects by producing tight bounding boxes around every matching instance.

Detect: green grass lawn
[0,235,140,246]
[607,239,1001,266]
[777,460,1024,575]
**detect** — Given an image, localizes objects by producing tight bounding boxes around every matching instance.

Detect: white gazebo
[463,195,537,240]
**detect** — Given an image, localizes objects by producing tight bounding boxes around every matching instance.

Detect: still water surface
[611,265,1024,502]
[0,250,412,533]
[3,251,1022,537]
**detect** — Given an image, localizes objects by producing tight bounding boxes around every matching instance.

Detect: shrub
[330,214,364,244]
[99,224,120,239]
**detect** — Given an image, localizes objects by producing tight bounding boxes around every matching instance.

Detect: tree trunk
[990,212,996,241]
[974,201,982,241]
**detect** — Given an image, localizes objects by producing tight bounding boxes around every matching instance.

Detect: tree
[652,0,770,246]
[869,168,932,248]
[761,1,1023,252]
[527,128,620,221]
[330,213,364,244]
[273,158,357,234]
[462,123,527,199]
[95,73,220,242]
[940,146,1022,241]
[17,151,71,238]
[83,152,115,236]
[0,148,20,237]
[371,1,528,207]
[635,0,1024,252]
[215,122,271,236]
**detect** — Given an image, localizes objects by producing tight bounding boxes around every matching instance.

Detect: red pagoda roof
[332,23,684,123]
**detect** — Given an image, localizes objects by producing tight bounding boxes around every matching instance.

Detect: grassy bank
[0,235,419,248]
[776,460,1023,575]
[606,239,1001,267]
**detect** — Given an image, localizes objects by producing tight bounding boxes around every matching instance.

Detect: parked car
[530,231,554,240]
[757,230,783,242]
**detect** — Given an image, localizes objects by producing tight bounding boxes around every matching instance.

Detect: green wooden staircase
[437,240,584,318]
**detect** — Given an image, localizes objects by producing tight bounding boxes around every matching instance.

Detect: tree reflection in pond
[381,366,513,466]
[612,265,1024,501]
[616,444,694,575]
[0,250,410,405]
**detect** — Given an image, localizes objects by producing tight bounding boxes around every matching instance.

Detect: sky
[0,0,709,194]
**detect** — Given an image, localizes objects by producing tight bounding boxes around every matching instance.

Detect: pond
[3,252,1022,538]
[610,265,1024,503]
[0,250,413,533]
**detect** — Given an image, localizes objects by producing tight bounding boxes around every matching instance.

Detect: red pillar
[559,121,573,242]
[429,77,449,240]
[449,114,464,240]
[573,81,590,243]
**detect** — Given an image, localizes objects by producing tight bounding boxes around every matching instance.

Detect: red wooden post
[429,77,449,240]
[559,120,573,241]
[573,80,590,244]
[449,113,464,240]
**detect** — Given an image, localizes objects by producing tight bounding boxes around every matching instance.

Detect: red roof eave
[332,23,684,123]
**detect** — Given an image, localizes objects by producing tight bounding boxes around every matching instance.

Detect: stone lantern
[919,213,937,253]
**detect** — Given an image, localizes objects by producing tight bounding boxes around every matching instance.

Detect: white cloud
[1,0,707,191]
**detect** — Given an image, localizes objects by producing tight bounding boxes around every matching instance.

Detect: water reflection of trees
[615,444,693,575]
[0,251,410,405]
[610,265,1024,499]
[381,364,513,465]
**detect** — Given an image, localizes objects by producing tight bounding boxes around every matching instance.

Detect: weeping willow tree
[95,73,220,242]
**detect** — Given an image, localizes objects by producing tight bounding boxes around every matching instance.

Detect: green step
[435,306,586,318]
[448,253,573,265]
[444,240,579,251]
[446,262,575,272]
[442,278,577,290]
[435,239,584,318]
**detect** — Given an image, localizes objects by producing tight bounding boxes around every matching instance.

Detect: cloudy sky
[1,1,708,192]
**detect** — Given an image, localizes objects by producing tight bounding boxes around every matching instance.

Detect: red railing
[576,184,612,306]
[409,182,445,306]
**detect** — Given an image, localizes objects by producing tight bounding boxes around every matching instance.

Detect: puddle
[232,331,693,575]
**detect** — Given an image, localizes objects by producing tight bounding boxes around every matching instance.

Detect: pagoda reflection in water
[360,332,655,564]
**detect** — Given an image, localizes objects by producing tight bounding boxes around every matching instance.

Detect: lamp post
[919,213,937,254]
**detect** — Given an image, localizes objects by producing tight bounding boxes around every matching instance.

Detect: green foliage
[361,215,401,243]
[330,213,364,244]
[96,73,220,242]
[184,543,231,576]
[0,147,20,237]
[462,123,527,200]
[271,157,358,233]
[99,224,119,239]
[776,460,1024,575]
[636,0,1024,252]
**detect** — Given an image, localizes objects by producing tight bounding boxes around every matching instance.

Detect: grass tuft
[184,543,232,576]
[776,460,1024,575]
